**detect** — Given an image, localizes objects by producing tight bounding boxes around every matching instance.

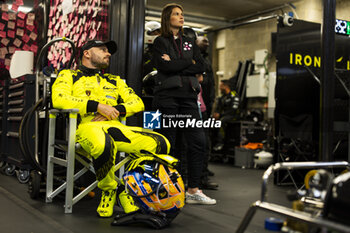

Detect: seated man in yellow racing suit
[51,40,174,218]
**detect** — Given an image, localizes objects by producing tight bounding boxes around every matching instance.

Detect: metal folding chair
[45,109,130,213]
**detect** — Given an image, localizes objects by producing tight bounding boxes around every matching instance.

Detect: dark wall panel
[109,0,144,96]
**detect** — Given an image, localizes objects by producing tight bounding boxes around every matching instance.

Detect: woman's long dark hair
[160,3,184,37]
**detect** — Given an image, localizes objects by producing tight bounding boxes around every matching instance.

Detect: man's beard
[91,55,109,69]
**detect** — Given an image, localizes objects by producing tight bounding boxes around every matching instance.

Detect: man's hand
[97,103,119,120]
[92,113,108,122]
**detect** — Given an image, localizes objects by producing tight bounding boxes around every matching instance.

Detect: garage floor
[0,163,292,233]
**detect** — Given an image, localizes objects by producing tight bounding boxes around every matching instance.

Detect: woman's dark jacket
[152,33,205,99]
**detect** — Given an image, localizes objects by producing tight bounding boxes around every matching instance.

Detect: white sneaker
[186,190,216,205]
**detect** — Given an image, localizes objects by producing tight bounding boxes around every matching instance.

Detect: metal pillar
[109,0,129,78]
[109,0,145,97]
[126,0,145,96]
[320,0,336,161]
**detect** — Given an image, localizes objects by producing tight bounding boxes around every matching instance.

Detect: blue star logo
[143,110,162,129]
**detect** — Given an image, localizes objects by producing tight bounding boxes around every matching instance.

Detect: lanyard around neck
[172,35,183,58]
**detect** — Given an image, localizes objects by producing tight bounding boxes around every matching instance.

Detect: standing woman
[152,3,216,205]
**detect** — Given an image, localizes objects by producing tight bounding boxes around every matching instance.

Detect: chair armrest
[49,109,79,114]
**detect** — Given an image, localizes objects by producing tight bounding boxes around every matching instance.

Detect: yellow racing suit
[52,65,171,191]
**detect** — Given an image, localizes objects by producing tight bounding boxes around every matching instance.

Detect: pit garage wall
[275,18,350,162]
[213,0,350,81]
[45,0,110,70]
[0,0,46,72]
[43,0,144,97]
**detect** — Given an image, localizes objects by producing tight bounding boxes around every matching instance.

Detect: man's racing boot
[119,190,140,214]
[97,189,117,217]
